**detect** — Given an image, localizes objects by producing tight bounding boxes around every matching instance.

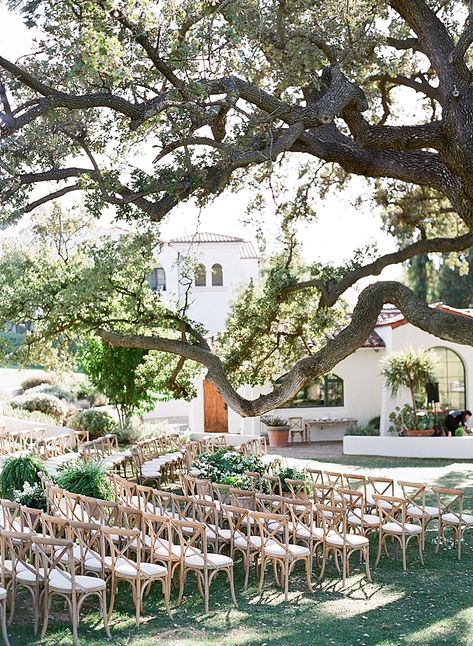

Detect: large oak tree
[1,0,473,416]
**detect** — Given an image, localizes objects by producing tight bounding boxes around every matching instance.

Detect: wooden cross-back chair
[398,481,439,549]
[372,494,423,571]
[338,487,380,538]
[252,510,313,600]
[288,417,308,443]
[32,534,110,645]
[101,525,170,626]
[316,502,371,588]
[174,518,237,614]
[432,486,473,560]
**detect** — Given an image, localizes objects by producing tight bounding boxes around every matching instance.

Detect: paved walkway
[267,441,343,461]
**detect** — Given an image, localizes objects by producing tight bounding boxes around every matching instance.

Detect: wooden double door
[203,379,228,433]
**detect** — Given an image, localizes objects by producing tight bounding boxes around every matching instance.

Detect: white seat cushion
[326,532,369,548]
[264,543,310,558]
[84,555,113,572]
[295,524,324,541]
[114,559,167,578]
[407,504,439,518]
[348,513,379,527]
[49,570,106,592]
[185,553,233,568]
[382,522,422,534]
[366,496,392,510]
[17,567,45,584]
[441,512,473,525]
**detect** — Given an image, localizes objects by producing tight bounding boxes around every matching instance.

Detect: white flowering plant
[192,449,265,488]
[13,481,47,510]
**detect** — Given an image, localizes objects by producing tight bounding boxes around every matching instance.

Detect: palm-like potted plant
[382,348,437,436]
[261,416,290,447]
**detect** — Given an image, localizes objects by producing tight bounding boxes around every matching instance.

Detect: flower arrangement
[192,449,265,489]
[275,467,311,493]
[13,482,47,510]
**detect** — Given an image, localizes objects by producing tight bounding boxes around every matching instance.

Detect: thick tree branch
[99,281,473,417]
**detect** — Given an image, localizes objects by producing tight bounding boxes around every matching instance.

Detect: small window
[150,266,166,292]
[212,263,223,286]
[195,263,206,286]
[276,374,344,408]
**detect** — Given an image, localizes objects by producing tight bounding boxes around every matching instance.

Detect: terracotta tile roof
[362,330,385,348]
[169,232,244,244]
[375,303,473,328]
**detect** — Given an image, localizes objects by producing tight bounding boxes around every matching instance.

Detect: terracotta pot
[403,429,435,437]
[266,425,290,447]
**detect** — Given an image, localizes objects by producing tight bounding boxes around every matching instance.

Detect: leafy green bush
[368,416,381,430]
[20,373,57,390]
[345,423,380,437]
[13,482,47,510]
[455,427,466,437]
[75,381,108,407]
[9,392,67,422]
[56,459,113,500]
[192,449,265,486]
[24,384,76,403]
[3,402,57,425]
[0,453,45,498]
[275,467,311,493]
[69,409,117,439]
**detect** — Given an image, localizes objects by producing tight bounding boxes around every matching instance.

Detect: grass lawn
[7,456,473,646]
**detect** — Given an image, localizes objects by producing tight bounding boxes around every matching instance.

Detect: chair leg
[100,590,111,638]
[305,557,313,593]
[402,536,407,572]
[40,594,52,639]
[258,557,266,594]
[107,577,117,620]
[364,547,372,582]
[227,568,238,608]
[375,533,383,566]
[0,600,11,646]
[204,569,209,614]
[71,594,79,646]
[284,562,289,601]
[457,528,462,560]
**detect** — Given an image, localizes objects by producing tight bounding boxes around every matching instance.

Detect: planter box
[343,435,473,459]
[266,426,290,448]
[403,429,435,437]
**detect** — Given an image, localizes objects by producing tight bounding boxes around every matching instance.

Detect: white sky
[0,5,402,284]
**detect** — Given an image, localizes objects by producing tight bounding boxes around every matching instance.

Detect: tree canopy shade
[1,0,473,416]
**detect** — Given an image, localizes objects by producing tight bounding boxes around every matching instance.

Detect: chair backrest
[0,499,22,532]
[109,473,137,506]
[324,471,344,490]
[229,488,256,510]
[431,486,464,521]
[311,483,334,505]
[66,519,104,569]
[288,417,304,431]
[32,535,80,592]
[101,525,142,571]
[398,481,427,513]
[192,499,219,530]
[255,493,286,515]
[0,529,36,585]
[284,478,309,501]
[284,497,314,533]
[221,504,252,542]
[244,471,262,492]
[173,518,208,562]
[337,488,366,522]
[41,513,70,540]
[252,510,290,553]
[316,503,348,543]
[368,476,394,498]
[171,494,195,521]
[306,468,325,485]
[372,495,408,530]
[142,513,173,561]
[262,474,282,496]
[343,473,367,497]
[79,496,118,526]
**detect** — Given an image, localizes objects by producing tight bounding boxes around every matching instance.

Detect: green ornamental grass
[0,453,45,498]
[56,459,113,500]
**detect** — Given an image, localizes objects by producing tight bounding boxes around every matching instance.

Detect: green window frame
[428,346,466,411]
[276,374,344,408]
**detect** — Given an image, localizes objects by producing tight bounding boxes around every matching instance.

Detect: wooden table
[304,418,357,442]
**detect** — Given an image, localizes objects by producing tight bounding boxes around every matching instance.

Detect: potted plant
[382,348,437,437]
[261,416,290,447]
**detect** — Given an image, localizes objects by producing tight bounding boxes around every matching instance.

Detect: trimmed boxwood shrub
[0,453,45,498]
[24,384,76,403]
[275,467,311,494]
[56,459,113,500]
[20,373,57,390]
[3,402,57,425]
[10,392,67,422]
[69,409,117,440]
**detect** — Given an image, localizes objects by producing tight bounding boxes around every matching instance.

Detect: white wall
[344,435,473,459]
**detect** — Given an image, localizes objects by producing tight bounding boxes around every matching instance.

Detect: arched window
[276,374,344,408]
[150,266,166,292]
[212,263,223,286]
[194,263,206,286]
[428,347,466,410]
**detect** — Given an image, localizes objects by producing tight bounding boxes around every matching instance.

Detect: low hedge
[9,392,67,422]
[69,409,117,440]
